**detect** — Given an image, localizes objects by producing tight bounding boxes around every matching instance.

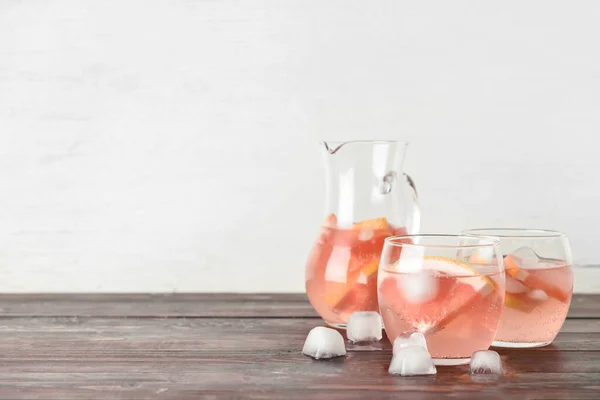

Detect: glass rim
[385,234,499,249]
[462,228,567,239]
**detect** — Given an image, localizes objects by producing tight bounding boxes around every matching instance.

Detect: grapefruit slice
[323,217,390,309]
[501,276,532,311]
[332,217,390,247]
[323,213,338,228]
[458,252,530,311]
[421,256,495,293]
[380,256,496,333]
[352,217,389,231]
[324,258,379,309]
[504,255,569,303]
[503,293,536,313]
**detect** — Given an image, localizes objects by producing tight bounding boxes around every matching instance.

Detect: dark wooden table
[0,294,598,399]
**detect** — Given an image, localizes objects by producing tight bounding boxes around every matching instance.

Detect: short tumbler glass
[377,234,505,366]
[463,228,573,348]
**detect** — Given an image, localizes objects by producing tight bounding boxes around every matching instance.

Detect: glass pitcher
[305,140,420,328]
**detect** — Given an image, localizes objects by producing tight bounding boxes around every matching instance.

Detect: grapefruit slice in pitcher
[324,258,379,309]
[379,256,496,333]
[352,217,389,231]
[322,217,391,309]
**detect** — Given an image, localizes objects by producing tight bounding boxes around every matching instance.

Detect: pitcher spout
[321,141,345,155]
[318,139,417,232]
[321,140,408,156]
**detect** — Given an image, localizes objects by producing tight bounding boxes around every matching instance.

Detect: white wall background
[1,0,599,293]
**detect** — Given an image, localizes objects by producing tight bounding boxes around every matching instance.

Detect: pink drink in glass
[379,268,504,365]
[378,237,505,366]
[496,259,573,347]
[462,228,574,348]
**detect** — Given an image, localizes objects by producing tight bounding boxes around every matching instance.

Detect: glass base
[433,358,470,366]
[492,340,551,348]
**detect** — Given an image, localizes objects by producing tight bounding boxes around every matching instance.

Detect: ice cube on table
[346,312,382,343]
[389,345,436,376]
[470,350,503,374]
[302,327,346,359]
[393,332,428,354]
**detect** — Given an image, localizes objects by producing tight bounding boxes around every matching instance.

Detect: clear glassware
[462,228,574,348]
[305,140,419,328]
[378,234,505,366]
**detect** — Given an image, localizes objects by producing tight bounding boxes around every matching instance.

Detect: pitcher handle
[404,173,418,199]
[403,173,420,234]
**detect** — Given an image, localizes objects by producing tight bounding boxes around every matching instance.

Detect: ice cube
[528,289,549,301]
[505,276,528,294]
[400,272,438,304]
[302,327,346,359]
[510,247,540,269]
[389,345,437,376]
[346,312,382,343]
[469,247,494,264]
[393,332,428,354]
[358,230,374,241]
[470,350,503,374]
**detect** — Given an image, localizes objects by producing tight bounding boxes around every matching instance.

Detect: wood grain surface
[0,294,598,399]
[0,293,597,318]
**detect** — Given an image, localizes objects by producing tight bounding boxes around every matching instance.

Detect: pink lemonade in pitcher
[305,140,419,327]
[378,257,505,365]
[305,214,407,327]
[495,256,573,347]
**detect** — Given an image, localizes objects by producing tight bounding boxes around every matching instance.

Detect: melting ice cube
[346,312,382,343]
[528,289,549,301]
[389,345,437,376]
[358,230,375,241]
[400,272,439,304]
[470,350,503,374]
[505,276,529,294]
[510,247,540,269]
[302,327,346,359]
[393,332,428,354]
